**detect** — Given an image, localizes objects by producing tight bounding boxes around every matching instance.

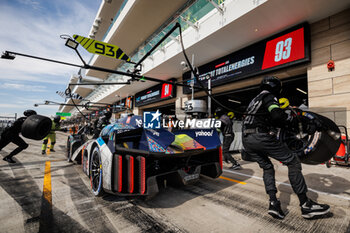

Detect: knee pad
[43,139,48,144]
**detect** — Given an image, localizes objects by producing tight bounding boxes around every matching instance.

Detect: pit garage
[211,75,309,119]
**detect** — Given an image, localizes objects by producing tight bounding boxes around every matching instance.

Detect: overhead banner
[135,79,176,107]
[112,96,133,113]
[183,23,310,94]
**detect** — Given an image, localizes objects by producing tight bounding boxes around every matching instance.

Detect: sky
[0,0,100,118]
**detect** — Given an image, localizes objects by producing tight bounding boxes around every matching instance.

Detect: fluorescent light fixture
[296,88,307,95]
[65,38,78,50]
[228,99,241,104]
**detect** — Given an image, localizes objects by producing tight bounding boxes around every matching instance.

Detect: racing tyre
[21,115,52,140]
[279,112,341,165]
[90,147,105,196]
[66,137,71,161]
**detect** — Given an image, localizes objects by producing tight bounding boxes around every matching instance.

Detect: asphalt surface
[1,132,350,233]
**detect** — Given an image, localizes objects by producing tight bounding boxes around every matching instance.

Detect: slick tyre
[279,112,341,165]
[66,137,71,161]
[21,115,52,140]
[90,147,105,196]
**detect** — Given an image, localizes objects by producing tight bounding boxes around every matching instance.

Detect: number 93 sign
[73,34,131,62]
[261,27,305,70]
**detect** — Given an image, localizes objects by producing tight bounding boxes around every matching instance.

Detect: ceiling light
[228,99,241,104]
[296,88,307,95]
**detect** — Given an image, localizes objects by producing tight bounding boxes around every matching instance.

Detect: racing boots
[42,150,46,155]
[268,200,285,219]
[50,149,55,152]
[301,199,330,219]
[230,164,242,170]
[3,156,16,163]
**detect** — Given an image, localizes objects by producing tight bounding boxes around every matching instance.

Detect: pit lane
[1,132,350,233]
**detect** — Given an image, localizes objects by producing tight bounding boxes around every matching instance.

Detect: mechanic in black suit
[1,110,37,163]
[93,110,112,139]
[242,76,330,219]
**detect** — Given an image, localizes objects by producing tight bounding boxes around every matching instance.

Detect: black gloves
[302,115,323,134]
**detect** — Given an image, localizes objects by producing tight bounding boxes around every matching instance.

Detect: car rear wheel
[66,137,71,161]
[90,147,105,196]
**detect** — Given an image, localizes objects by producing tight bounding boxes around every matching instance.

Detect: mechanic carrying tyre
[1,110,37,163]
[242,76,330,219]
[42,115,61,155]
[93,110,112,139]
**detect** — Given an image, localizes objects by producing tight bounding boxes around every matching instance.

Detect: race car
[67,115,223,197]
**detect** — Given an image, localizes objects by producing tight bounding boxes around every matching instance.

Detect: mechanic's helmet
[53,115,61,123]
[260,76,282,95]
[227,112,235,119]
[103,109,112,119]
[279,97,290,109]
[214,107,225,118]
[23,109,37,117]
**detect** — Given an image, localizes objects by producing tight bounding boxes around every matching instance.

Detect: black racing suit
[219,114,238,165]
[0,117,28,158]
[242,90,308,197]
[93,116,110,139]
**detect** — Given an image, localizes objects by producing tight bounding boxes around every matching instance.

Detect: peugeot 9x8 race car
[67,115,223,197]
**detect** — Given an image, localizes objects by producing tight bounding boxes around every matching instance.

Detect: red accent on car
[81,146,85,169]
[140,157,146,195]
[129,156,134,193]
[219,146,223,170]
[118,155,122,192]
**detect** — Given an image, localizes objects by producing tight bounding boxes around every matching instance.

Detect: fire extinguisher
[327,59,335,71]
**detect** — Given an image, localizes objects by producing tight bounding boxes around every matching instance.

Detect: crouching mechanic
[1,110,37,163]
[242,76,330,219]
[42,115,61,155]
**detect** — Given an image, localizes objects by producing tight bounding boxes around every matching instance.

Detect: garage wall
[308,8,350,133]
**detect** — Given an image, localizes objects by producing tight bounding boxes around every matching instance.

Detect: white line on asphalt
[223,169,350,201]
